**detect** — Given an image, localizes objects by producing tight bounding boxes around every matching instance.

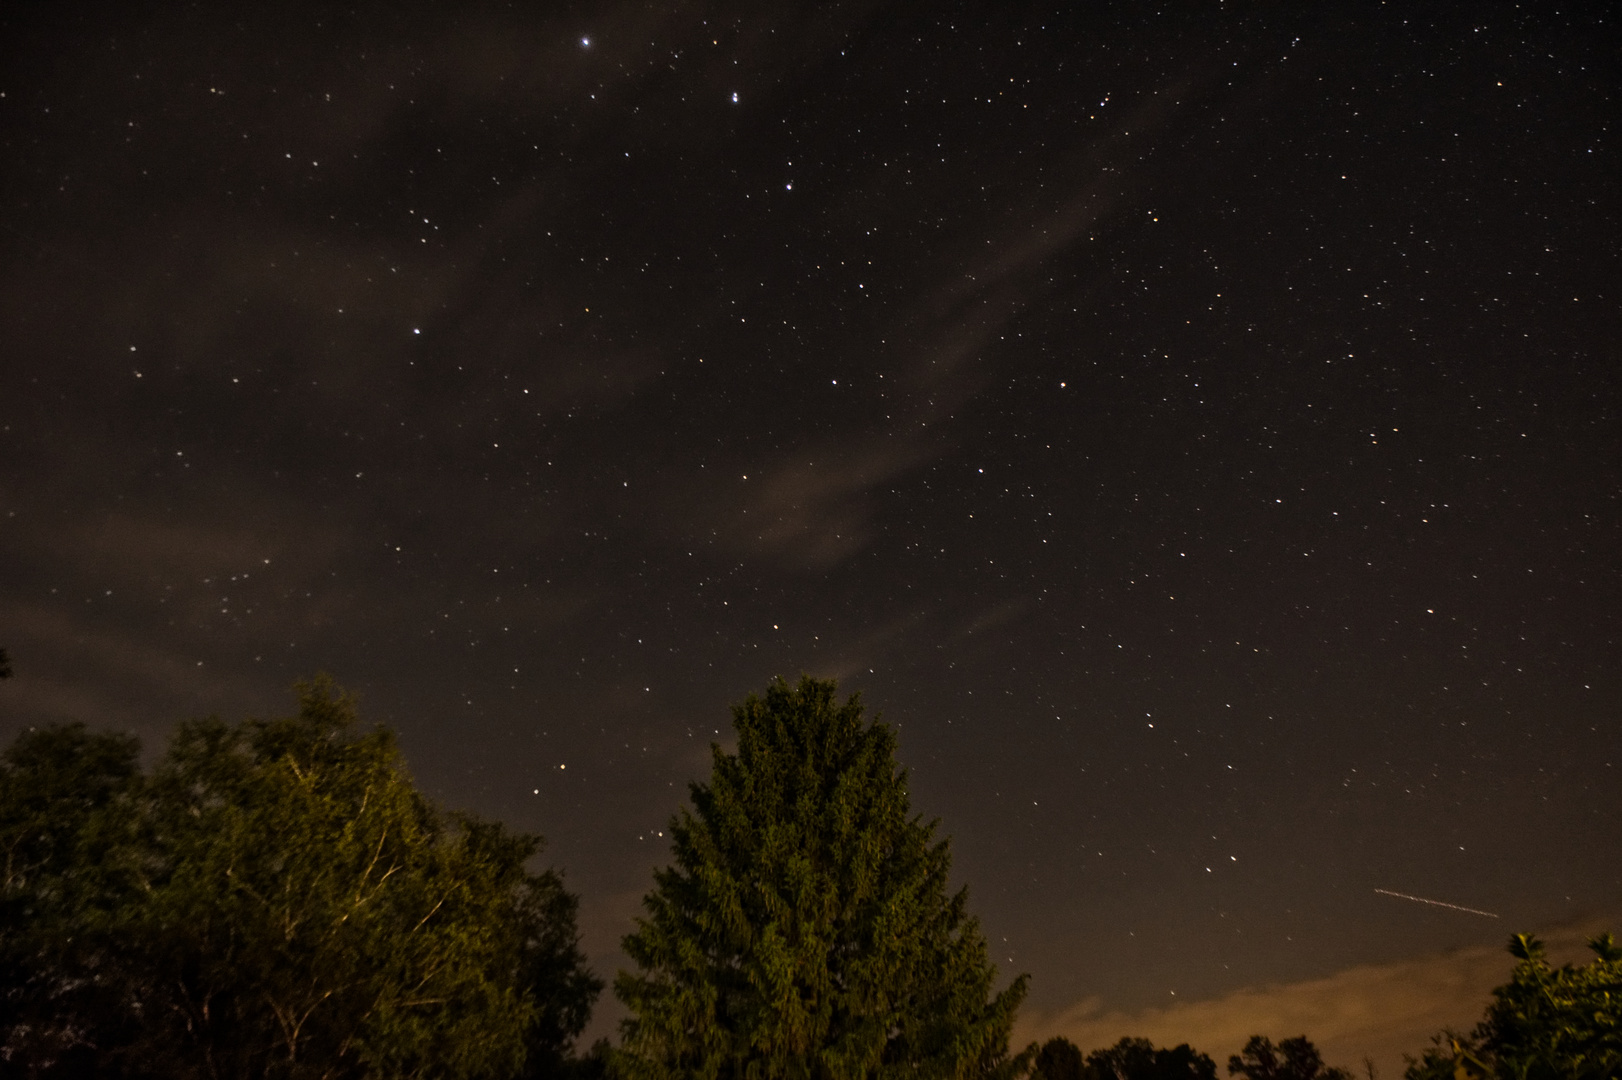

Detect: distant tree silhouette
[1228,1035,1352,1080]
[1032,1036,1086,1080]
[0,647,11,678]
[1086,1036,1217,1079]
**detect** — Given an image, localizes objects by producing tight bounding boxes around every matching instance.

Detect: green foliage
[614,676,1028,1080]
[1227,1036,1352,1080]
[0,722,146,1073]
[1082,1036,1216,1080]
[1404,931,1622,1080]
[1484,930,1620,1078]
[1400,1032,1492,1080]
[0,678,600,1079]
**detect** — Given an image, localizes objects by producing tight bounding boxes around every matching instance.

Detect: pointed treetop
[1588,931,1621,962]
[1508,933,1545,962]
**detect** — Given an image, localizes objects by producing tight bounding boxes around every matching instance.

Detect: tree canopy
[1031,1038,1086,1080]
[1404,931,1622,1080]
[1031,1036,1216,1080]
[0,719,145,1074]
[1087,1037,1216,1080]
[1225,1036,1351,1080]
[0,678,599,1079]
[614,675,1028,1080]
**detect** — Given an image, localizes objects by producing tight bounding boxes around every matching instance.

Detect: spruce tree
[615,676,1027,1080]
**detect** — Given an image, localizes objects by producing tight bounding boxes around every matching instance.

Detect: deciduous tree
[1404,931,1622,1080]
[0,678,599,1079]
[1086,1036,1216,1080]
[0,722,146,1074]
[1031,1037,1085,1080]
[1227,1036,1351,1080]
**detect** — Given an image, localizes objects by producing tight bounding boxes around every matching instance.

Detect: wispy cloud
[659,436,934,569]
[642,81,1211,572]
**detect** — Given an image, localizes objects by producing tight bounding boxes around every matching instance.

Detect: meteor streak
[1375,888,1499,919]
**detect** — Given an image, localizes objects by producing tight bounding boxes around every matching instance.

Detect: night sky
[2,2,1617,1071]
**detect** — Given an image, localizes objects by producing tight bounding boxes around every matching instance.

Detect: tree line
[0,663,1615,1078]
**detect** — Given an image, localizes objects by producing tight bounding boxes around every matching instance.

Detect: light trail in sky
[1374,888,1500,919]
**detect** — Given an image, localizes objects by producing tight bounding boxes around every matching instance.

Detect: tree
[0,647,12,678]
[1085,1037,1216,1080]
[1227,1036,1352,1080]
[614,676,1028,1079]
[1400,1032,1492,1080]
[0,678,600,1079]
[1480,931,1622,1078]
[0,722,147,1074]
[1404,931,1622,1080]
[1032,1038,1085,1080]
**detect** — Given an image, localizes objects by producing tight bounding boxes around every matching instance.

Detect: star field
[0,2,1616,1069]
